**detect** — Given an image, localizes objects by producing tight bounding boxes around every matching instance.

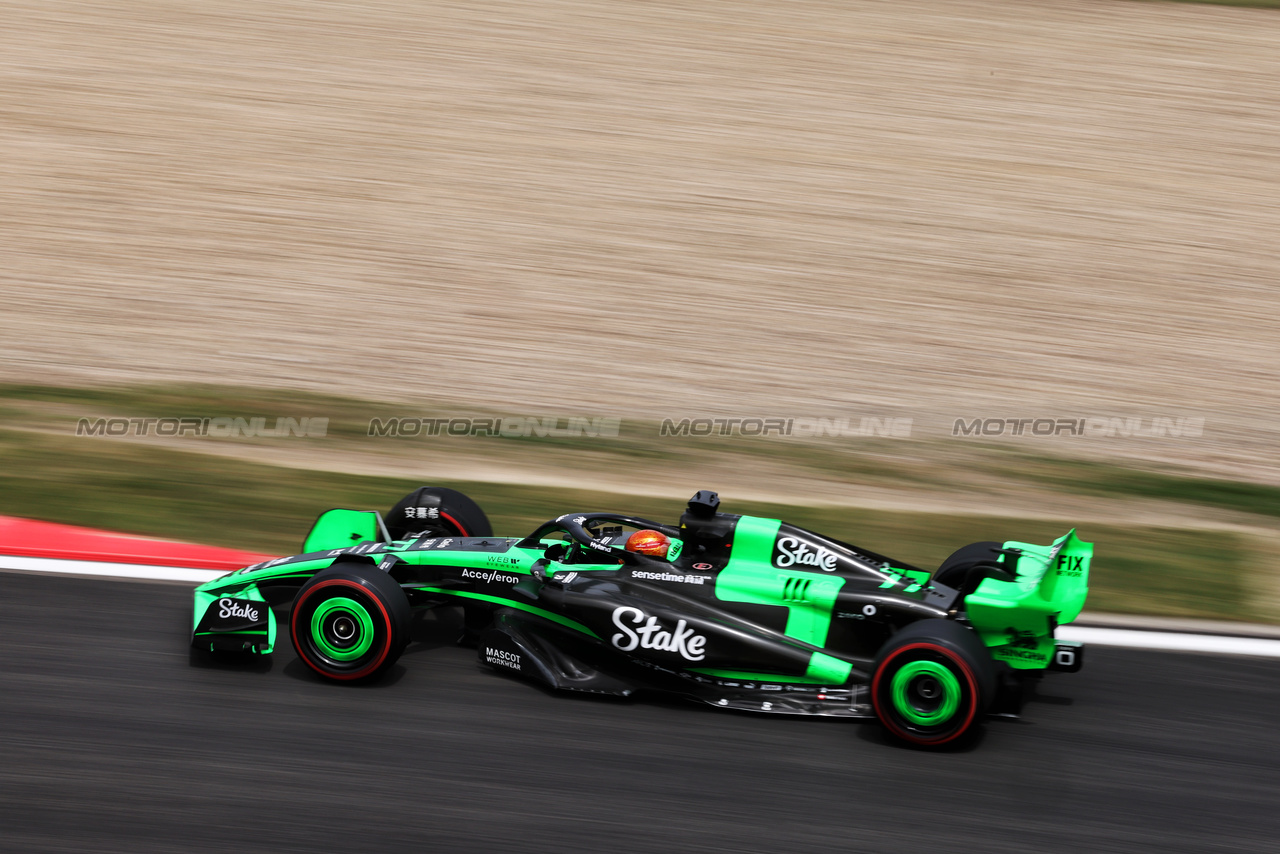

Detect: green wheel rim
[890,660,962,726]
[311,597,376,661]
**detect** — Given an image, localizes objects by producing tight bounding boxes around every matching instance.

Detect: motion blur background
[4,0,1279,445]
[4,0,1279,620]
[3,2,1280,852]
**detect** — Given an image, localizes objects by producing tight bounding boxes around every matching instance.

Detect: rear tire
[290,562,412,682]
[937,541,1002,574]
[385,486,492,540]
[933,541,1013,596]
[871,619,995,748]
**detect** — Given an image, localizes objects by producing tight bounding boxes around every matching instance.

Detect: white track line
[0,554,226,583]
[1058,626,1280,658]
[4,555,1280,658]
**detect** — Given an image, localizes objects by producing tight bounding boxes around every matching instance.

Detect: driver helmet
[626,529,671,558]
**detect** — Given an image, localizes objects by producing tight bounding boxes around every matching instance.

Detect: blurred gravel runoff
[1,0,1278,478]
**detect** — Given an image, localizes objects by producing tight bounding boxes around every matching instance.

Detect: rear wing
[964,530,1093,670]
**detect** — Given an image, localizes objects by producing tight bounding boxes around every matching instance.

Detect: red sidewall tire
[871,641,981,747]
[870,619,994,748]
[291,579,394,681]
[290,564,411,682]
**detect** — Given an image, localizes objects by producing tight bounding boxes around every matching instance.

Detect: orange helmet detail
[626,529,671,558]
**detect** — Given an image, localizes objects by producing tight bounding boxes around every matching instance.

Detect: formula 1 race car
[191,488,1092,747]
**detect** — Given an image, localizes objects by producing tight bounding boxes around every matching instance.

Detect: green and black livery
[192,487,1091,747]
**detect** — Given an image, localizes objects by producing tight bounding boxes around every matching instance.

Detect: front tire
[290,562,412,682]
[871,619,995,747]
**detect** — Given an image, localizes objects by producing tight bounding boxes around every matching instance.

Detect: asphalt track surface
[2,573,1278,854]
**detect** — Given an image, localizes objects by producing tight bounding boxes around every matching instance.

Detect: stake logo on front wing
[218,598,260,622]
[610,606,707,661]
[202,597,268,631]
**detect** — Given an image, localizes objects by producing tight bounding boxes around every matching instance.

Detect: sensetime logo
[610,606,707,661]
